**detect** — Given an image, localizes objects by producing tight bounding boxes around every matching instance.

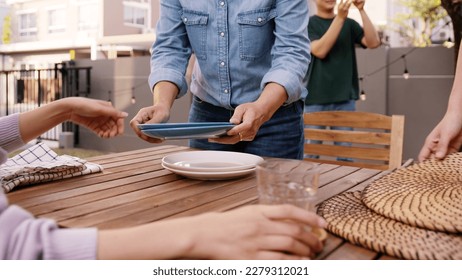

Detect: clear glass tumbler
[256,159,320,213]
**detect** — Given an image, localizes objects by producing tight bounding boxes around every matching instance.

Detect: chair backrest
[304,111,405,170]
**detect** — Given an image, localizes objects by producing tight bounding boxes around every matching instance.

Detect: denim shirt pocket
[237,8,276,61]
[181,10,209,61]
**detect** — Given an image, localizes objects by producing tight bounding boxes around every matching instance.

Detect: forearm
[446,43,462,116]
[311,17,345,59]
[97,218,193,260]
[255,83,288,122]
[447,86,462,118]
[153,81,179,108]
[19,98,73,143]
[359,10,380,48]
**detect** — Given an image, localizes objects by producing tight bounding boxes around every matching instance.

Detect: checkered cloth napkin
[0,142,103,193]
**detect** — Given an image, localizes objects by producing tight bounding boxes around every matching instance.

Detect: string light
[131,87,136,104]
[358,20,452,89]
[359,76,366,101]
[443,37,455,48]
[402,55,410,80]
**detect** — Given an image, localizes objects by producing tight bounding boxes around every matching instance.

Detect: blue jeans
[304,100,356,161]
[189,96,305,159]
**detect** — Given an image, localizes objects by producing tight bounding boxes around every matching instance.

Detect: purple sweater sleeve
[0,114,25,154]
[0,114,98,260]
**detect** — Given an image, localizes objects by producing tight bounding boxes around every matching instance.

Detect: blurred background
[0,0,460,160]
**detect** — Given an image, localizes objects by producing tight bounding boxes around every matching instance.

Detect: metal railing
[0,63,92,143]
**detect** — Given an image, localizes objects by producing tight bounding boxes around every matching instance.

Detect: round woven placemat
[362,152,462,233]
[318,191,462,260]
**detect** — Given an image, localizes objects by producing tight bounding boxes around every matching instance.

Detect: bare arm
[418,42,462,161]
[355,0,381,48]
[311,0,351,59]
[152,81,179,109]
[19,97,127,143]
[97,204,327,260]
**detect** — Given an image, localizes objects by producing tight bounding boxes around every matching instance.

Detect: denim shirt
[149,0,310,110]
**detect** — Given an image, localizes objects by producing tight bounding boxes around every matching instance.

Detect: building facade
[0,0,160,69]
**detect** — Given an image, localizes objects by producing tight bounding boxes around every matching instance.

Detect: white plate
[162,163,256,180]
[162,151,264,172]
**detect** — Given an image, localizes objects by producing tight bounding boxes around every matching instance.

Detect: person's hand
[67,97,128,138]
[418,113,462,162]
[98,204,327,260]
[209,101,269,144]
[353,0,365,11]
[185,204,327,259]
[337,0,352,20]
[129,104,171,143]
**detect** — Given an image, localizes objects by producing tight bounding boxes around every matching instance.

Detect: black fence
[0,63,91,143]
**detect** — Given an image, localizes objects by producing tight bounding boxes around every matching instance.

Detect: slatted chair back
[303,111,405,170]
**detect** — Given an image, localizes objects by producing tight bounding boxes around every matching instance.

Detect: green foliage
[2,14,11,44]
[392,0,449,47]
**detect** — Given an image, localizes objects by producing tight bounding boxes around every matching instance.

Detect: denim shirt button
[257,17,263,23]
[183,18,188,23]
[220,61,225,66]
[219,1,225,6]
[220,32,225,37]
[224,89,229,93]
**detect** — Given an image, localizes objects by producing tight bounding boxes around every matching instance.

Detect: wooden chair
[303,111,405,170]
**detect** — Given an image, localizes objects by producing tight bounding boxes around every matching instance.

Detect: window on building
[18,11,37,37]
[48,8,66,34]
[123,1,149,28]
[78,2,98,30]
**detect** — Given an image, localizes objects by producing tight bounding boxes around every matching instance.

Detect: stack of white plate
[161,151,264,180]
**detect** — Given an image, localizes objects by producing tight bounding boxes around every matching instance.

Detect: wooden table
[6,145,399,260]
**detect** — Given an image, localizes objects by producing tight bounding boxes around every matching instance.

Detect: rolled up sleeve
[149,0,192,98]
[261,0,310,104]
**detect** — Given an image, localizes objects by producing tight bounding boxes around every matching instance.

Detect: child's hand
[337,0,352,20]
[353,0,365,11]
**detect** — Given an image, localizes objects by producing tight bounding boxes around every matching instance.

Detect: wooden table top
[6,145,399,260]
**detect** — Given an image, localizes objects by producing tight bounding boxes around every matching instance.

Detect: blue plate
[140,124,235,140]
[138,122,234,130]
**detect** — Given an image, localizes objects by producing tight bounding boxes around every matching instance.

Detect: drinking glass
[256,159,320,213]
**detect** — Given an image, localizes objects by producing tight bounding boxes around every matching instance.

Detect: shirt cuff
[0,114,25,153]
[148,69,188,98]
[261,69,307,104]
[45,227,98,260]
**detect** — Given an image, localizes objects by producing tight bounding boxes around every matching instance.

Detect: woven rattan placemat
[362,153,462,233]
[318,191,462,260]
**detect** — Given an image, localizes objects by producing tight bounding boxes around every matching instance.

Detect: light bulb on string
[360,89,367,101]
[131,87,136,104]
[444,36,455,48]
[402,55,410,80]
[359,76,366,101]
[403,68,410,80]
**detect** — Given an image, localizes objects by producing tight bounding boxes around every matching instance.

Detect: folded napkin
[0,142,103,193]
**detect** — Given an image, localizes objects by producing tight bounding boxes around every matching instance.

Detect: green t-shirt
[305,15,365,105]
